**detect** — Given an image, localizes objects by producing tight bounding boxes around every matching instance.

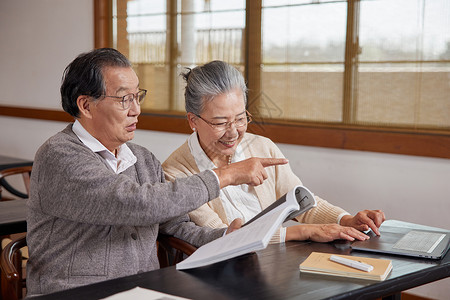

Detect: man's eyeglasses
[196,110,252,132]
[101,89,147,110]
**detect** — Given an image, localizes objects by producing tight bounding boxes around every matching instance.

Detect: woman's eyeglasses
[195,110,252,132]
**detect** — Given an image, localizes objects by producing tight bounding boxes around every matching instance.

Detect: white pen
[330,255,374,272]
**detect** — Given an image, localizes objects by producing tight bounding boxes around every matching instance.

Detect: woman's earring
[193,128,196,132]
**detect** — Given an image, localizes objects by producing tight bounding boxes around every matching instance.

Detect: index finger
[226,218,243,235]
[361,214,381,236]
[369,210,386,228]
[259,157,289,167]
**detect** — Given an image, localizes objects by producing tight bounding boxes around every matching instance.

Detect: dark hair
[181,60,248,115]
[60,48,132,118]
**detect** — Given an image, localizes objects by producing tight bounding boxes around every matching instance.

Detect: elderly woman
[162,60,385,244]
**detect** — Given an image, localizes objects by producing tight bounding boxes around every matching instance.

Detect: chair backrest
[0,166,32,200]
[0,235,27,300]
[157,234,197,268]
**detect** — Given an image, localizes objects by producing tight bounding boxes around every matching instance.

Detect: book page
[244,185,316,227]
[177,204,291,270]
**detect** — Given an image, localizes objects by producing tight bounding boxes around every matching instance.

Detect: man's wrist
[212,167,231,189]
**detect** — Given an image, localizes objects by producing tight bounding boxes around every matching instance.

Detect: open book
[176,185,317,270]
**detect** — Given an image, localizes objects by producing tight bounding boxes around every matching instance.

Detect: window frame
[1,0,448,159]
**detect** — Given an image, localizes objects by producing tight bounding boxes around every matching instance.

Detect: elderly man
[26,48,286,296]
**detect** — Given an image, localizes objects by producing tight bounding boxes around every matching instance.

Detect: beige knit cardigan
[162,133,348,243]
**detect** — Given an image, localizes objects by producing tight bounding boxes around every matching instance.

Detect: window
[257,0,449,131]
[356,0,450,129]
[260,0,347,123]
[112,0,245,112]
[10,0,443,158]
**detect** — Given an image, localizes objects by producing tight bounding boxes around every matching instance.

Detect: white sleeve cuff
[337,212,351,225]
[207,169,220,187]
[280,227,287,243]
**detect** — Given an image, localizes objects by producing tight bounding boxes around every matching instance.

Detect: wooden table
[0,199,27,236]
[0,155,33,171]
[30,222,450,300]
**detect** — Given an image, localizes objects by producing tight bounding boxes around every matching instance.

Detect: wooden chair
[157,234,197,268]
[0,234,192,299]
[0,166,31,264]
[0,166,32,201]
[0,235,27,300]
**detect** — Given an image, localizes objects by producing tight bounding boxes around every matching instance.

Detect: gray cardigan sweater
[26,124,225,296]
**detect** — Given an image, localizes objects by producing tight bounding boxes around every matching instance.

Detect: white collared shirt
[72,120,137,174]
[187,132,262,224]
